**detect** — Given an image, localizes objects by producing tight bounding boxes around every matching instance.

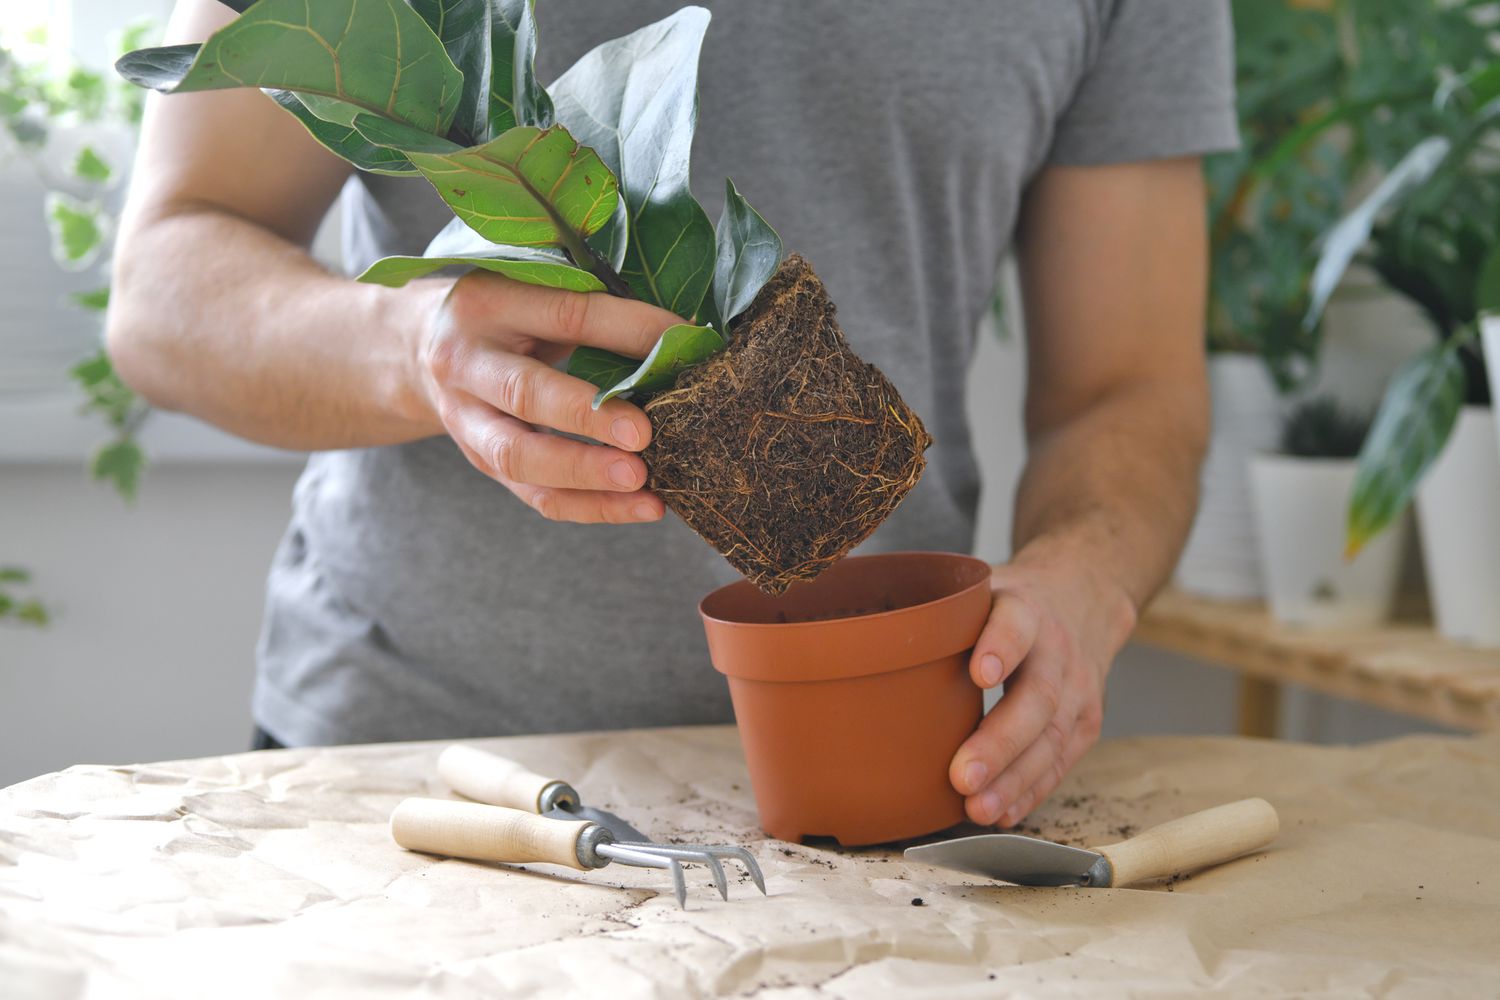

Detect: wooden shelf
[1135,588,1500,734]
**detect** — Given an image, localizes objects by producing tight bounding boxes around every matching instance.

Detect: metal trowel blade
[544,805,649,844]
[904,834,1103,887]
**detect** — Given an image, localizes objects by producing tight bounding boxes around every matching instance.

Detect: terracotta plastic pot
[700,552,992,845]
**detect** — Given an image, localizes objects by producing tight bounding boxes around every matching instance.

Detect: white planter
[1175,354,1282,599]
[1249,455,1407,629]
[1483,317,1500,461]
[1414,406,1500,647]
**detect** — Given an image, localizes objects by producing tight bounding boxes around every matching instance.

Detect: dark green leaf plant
[1302,61,1500,556]
[118,0,785,408]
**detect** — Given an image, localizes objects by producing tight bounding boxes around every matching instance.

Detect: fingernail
[612,418,641,450]
[633,501,659,522]
[963,761,988,794]
[980,790,1004,824]
[980,654,1003,686]
[609,461,638,488]
[1000,807,1019,827]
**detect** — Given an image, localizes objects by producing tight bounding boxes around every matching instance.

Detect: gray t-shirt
[254,0,1238,745]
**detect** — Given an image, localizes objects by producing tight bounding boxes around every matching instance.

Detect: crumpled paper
[2,726,1499,999]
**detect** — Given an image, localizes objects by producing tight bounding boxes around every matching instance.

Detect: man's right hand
[412,272,683,525]
[109,0,680,530]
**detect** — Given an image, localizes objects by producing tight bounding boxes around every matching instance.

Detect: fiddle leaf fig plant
[118,0,931,594]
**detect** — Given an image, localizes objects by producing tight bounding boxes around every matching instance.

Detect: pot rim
[698,551,992,631]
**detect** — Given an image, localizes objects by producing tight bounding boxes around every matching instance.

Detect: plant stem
[575,242,635,299]
[510,169,636,299]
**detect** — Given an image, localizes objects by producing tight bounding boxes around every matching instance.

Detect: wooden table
[1136,588,1500,737]
[4,726,1500,997]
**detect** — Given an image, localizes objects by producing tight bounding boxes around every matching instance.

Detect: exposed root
[643,254,932,594]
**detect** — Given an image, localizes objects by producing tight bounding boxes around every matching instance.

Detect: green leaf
[16,600,49,626]
[1347,338,1469,556]
[351,113,463,153]
[72,145,112,182]
[506,0,552,128]
[363,122,618,257]
[1477,243,1500,318]
[567,348,641,392]
[1305,137,1452,331]
[268,90,417,174]
[70,350,141,429]
[92,440,146,502]
[550,6,715,316]
[70,350,116,390]
[585,323,724,408]
[72,287,111,311]
[358,247,603,290]
[712,177,782,327]
[116,0,464,135]
[0,567,31,584]
[407,0,490,143]
[45,192,105,268]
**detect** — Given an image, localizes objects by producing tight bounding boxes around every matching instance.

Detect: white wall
[0,462,302,786]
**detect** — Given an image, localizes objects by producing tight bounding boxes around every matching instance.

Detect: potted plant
[1304,63,1500,647]
[1179,1,1349,600]
[1179,0,1495,602]
[1248,397,1407,629]
[117,1,963,840]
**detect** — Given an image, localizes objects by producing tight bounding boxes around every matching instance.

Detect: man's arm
[109,0,680,524]
[949,157,1211,826]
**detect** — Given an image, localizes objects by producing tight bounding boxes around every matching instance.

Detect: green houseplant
[116,0,932,597]
[1185,0,1499,604]
[1,25,158,625]
[1304,56,1500,645]
[1180,0,1355,600]
[2,28,153,501]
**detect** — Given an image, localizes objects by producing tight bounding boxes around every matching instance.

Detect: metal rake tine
[629,845,729,900]
[671,844,766,895]
[669,857,686,908]
[595,843,690,909]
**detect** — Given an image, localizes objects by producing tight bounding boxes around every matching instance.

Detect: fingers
[452,271,682,358]
[970,590,1040,688]
[949,651,1065,812]
[443,394,665,523]
[997,718,1100,828]
[444,347,652,452]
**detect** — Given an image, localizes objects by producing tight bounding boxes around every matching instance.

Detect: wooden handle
[1094,797,1279,887]
[438,744,559,813]
[389,797,593,870]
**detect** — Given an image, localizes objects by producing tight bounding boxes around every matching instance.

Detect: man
[109,0,1236,829]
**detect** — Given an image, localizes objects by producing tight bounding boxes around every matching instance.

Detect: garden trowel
[904,797,1278,888]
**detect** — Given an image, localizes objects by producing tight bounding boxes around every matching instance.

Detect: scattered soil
[643,254,932,594]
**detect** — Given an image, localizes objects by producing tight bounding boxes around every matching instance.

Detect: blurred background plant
[1,20,154,626]
[1,20,153,506]
[1301,44,1500,555]
[1207,0,1499,392]
[1278,395,1371,459]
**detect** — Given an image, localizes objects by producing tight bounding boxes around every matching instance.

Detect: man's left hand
[948,536,1138,828]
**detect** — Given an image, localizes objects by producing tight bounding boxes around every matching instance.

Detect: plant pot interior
[700,551,992,626]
